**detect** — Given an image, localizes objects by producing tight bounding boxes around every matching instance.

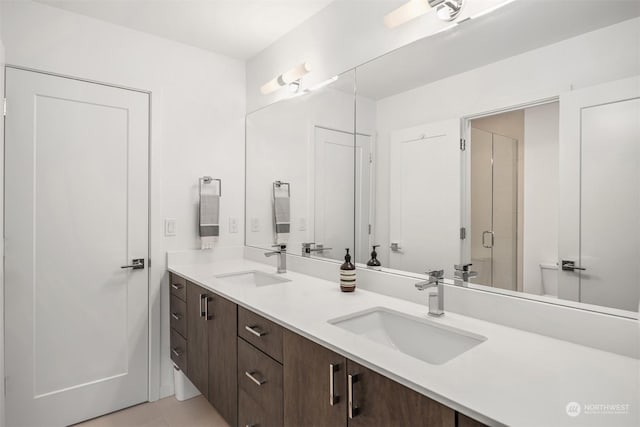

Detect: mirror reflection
[245,71,359,263]
[355,1,640,312]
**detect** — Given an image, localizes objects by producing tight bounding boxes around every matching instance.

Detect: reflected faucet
[454,263,478,285]
[415,270,445,317]
[301,242,332,257]
[265,244,287,274]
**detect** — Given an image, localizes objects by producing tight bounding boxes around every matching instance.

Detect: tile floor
[74,395,229,427]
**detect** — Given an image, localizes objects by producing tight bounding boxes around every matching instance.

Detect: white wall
[523,102,560,295]
[0,0,246,399]
[0,0,5,424]
[371,18,640,269]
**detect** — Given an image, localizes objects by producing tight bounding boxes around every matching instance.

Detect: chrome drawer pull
[171,312,182,320]
[330,363,340,406]
[348,373,360,418]
[171,348,183,357]
[245,325,267,337]
[171,283,183,290]
[245,371,266,386]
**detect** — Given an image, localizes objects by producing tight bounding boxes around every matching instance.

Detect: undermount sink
[215,270,290,287]
[329,307,486,365]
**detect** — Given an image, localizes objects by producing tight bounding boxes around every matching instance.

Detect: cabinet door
[186,282,208,398]
[346,360,455,427]
[207,294,238,427]
[283,331,347,427]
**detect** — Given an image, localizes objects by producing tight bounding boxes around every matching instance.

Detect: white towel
[273,185,290,244]
[200,184,220,250]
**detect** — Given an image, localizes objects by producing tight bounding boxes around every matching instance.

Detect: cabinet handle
[171,348,183,357]
[171,312,183,320]
[348,373,359,418]
[204,296,212,320]
[329,363,340,406]
[245,371,266,386]
[245,325,267,337]
[171,283,183,290]
[199,294,206,317]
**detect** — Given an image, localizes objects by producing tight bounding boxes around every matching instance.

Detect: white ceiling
[35,0,336,59]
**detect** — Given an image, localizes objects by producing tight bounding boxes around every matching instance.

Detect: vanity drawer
[238,338,283,424]
[239,388,282,427]
[238,306,283,363]
[169,273,187,301]
[170,329,187,372]
[170,295,187,338]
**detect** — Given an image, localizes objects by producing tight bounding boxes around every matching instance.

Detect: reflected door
[314,127,371,261]
[5,68,149,426]
[389,119,460,276]
[559,77,640,311]
[470,128,518,290]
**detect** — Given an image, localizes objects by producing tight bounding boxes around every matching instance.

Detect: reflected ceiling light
[384,0,464,28]
[260,62,312,95]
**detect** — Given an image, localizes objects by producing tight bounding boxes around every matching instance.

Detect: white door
[558,76,640,311]
[314,127,371,262]
[4,68,150,426]
[389,119,460,276]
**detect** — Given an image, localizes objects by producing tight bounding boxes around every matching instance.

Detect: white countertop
[168,257,639,427]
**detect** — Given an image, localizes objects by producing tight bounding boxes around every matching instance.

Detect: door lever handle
[121,259,145,269]
[561,260,586,272]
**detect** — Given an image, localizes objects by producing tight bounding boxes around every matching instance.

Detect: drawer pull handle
[171,348,183,357]
[329,363,340,406]
[245,371,266,386]
[171,312,182,320]
[245,325,267,337]
[199,294,206,317]
[204,296,212,320]
[348,373,360,418]
[171,283,183,290]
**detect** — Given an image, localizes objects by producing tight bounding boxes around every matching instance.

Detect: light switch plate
[251,218,260,232]
[229,217,238,234]
[164,218,176,236]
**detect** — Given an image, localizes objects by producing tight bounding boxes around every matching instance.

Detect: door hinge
[3,98,6,117]
[148,258,151,268]
[369,153,373,163]
[460,138,466,151]
[460,227,466,240]
[368,224,372,235]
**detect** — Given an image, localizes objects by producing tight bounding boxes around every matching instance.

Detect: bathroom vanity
[168,254,638,427]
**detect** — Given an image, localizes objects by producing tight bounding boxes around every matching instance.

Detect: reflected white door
[559,76,640,311]
[5,68,149,426]
[314,127,371,262]
[389,119,460,276]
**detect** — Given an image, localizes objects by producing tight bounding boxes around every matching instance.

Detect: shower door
[470,128,518,290]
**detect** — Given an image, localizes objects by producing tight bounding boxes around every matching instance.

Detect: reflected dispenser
[366,245,382,267]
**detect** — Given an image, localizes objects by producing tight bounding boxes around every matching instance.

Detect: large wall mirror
[245,70,362,263]
[354,0,640,315]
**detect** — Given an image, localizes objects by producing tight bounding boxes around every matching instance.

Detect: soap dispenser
[340,248,356,292]
[366,245,381,267]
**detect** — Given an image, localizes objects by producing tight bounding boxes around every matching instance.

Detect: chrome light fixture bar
[261,62,312,95]
[384,0,464,29]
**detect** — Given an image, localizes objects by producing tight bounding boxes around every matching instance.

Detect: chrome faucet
[265,244,287,274]
[415,269,445,317]
[301,242,333,257]
[454,263,477,285]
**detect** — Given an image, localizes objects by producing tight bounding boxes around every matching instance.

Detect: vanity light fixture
[260,62,312,95]
[384,0,464,29]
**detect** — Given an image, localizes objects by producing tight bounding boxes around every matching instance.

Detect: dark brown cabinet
[283,330,347,427]
[207,293,238,427]
[186,281,209,399]
[457,413,489,427]
[345,360,455,427]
